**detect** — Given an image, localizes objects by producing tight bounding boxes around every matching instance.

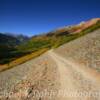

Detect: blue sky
[0,0,100,36]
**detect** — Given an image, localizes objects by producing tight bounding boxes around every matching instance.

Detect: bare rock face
[0,29,100,100]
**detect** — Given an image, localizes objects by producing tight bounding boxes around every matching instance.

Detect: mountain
[3,33,30,42]
[0,18,100,64]
[53,18,100,34]
[71,18,100,33]
[0,33,20,47]
[0,33,29,64]
[17,18,100,53]
[0,28,100,99]
[15,34,29,42]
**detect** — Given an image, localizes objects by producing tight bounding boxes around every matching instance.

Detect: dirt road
[48,50,100,100]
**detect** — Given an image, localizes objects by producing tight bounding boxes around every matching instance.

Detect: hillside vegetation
[0,19,100,67]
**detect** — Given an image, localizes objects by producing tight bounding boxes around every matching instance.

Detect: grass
[0,48,48,72]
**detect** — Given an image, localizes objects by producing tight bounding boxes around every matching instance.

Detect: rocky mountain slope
[0,29,100,100]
